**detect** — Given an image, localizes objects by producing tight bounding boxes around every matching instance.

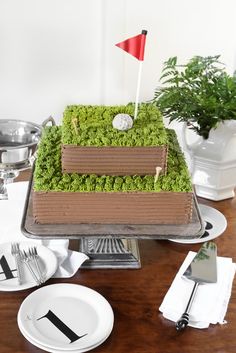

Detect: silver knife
[176,241,217,330]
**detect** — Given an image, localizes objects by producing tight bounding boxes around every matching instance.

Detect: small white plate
[18,316,113,353]
[17,283,114,351]
[0,241,58,291]
[169,204,227,244]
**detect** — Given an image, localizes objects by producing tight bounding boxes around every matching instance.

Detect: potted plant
[153,55,236,139]
[152,55,236,200]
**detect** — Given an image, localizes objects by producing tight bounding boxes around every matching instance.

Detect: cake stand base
[79,238,141,269]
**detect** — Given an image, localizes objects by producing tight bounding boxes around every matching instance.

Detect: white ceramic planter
[182,121,236,201]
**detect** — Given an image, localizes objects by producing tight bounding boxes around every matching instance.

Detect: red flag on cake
[115,30,147,61]
[115,30,148,119]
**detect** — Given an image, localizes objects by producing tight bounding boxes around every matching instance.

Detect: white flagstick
[134,60,143,120]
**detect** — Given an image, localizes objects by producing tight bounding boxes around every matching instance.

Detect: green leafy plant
[153,55,236,139]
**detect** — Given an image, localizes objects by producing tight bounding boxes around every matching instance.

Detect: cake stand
[21,174,204,269]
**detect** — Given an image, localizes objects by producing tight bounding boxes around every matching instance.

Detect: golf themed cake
[31,30,194,226]
[32,103,193,225]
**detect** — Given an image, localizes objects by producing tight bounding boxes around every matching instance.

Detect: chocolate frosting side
[33,191,193,225]
[61,146,168,175]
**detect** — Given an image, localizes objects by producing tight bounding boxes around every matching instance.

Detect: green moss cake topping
[34,126,192,193]
[62,103,168,146]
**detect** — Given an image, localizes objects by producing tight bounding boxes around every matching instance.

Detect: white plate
[169,204,227,244]
[17,283,114,351]
[0,241,58,291]
[18,318,113,353]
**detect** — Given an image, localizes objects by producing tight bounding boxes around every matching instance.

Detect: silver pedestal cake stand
[21,175,204,269]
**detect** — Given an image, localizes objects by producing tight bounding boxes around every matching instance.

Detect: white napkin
[159,251,236,329]
[0,181,89,278]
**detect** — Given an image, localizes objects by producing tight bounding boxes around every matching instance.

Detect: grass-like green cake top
[62,103,168,146]
[34,126,192,193]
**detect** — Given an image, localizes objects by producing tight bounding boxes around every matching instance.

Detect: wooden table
[1,177,236,352]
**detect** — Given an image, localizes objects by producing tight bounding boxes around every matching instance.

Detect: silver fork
[28,246,45,284]
[19,250,41,286]
[11,243,24,285]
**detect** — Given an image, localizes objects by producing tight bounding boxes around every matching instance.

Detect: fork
[19,250,41,286]
[28,246,45,284]
[11,243,24,285]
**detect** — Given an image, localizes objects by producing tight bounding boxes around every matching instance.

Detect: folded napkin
[0,181,89,278]
[159,251,236,329]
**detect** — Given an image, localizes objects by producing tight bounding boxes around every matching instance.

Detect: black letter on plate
[37,310,87,343]
[0,255,15,280]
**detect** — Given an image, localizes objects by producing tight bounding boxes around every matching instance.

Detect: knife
[176,241,217,331]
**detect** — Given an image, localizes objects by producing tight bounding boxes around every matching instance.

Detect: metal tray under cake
[21,174,205,240]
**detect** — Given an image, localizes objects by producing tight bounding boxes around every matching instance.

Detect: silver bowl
[0,116,55,171]
[0,116,55,199]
